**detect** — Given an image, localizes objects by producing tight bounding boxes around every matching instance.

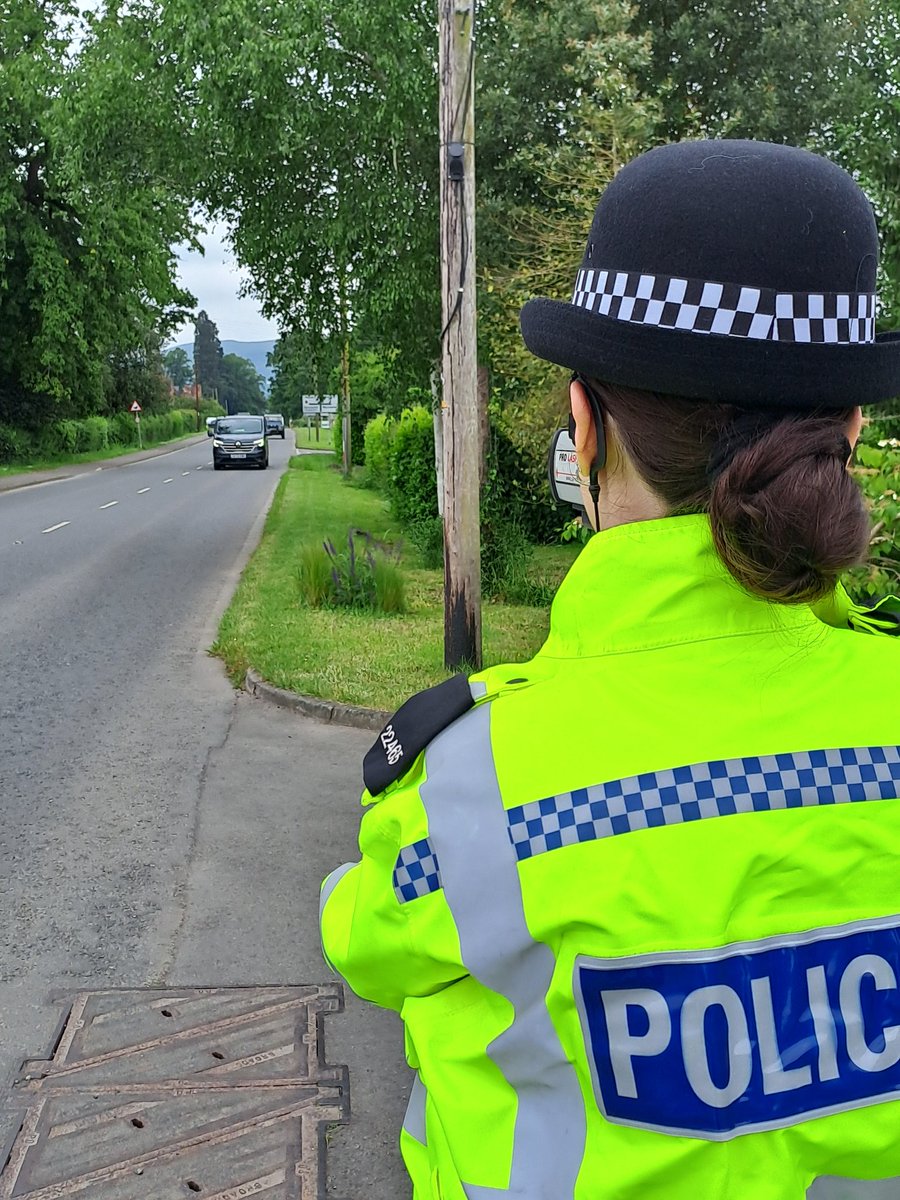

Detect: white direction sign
[301,394,339,417]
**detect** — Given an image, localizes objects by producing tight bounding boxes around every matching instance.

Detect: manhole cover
[0,986,348,1199]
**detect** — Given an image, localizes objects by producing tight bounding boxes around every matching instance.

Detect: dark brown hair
[591,381,871,605]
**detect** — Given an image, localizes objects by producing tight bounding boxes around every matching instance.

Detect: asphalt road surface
[0,434,411,1198]
[0,436,892,1199]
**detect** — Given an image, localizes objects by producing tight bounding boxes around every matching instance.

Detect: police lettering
[576,920,900,1138]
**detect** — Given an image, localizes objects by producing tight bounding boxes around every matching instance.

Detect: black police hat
[519,139,900,409]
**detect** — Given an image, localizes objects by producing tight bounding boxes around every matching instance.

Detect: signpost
[130,401,142,450]
[301,395,339,443]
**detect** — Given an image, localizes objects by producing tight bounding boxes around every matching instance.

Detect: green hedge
[361,405,553,595]
[362,412,395,492]
[0,408,201,465]
[387,407,438,527]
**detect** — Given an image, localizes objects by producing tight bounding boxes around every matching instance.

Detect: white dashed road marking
[137,488,150,494]
[99,501,118,510]
[163,478,174,484]
[195,465,203,470]
[42,522,70,534]
[182,471,191,476]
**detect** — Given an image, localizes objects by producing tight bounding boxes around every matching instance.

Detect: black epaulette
[363,674,475,796]
[848,596,900,637]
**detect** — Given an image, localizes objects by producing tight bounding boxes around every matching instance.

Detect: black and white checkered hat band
[572,269,876,345]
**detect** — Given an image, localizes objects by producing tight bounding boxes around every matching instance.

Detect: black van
[212,415,269,469]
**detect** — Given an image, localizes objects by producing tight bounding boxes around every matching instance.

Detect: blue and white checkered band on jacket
[572,269,877,345]
[391,745,900,903]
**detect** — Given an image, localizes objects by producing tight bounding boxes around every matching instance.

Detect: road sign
[301,394,339,417]
[129,401,142,413]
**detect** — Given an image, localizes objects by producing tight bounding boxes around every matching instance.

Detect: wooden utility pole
[439,0,481,670]
[339,269,352,476]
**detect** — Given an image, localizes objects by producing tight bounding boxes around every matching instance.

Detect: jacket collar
[539,514,824,660]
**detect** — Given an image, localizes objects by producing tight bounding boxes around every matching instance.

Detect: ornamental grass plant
[297,530,407,614]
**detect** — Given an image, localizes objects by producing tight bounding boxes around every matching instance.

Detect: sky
[169,223,281,347]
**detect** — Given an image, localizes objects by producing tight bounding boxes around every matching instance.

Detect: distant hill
[176,339,277,388]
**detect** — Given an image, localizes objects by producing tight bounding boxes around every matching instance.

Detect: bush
[81,415,109,452]
[408,514,444,569]
[388,406,438,528]
[0,423,24,463]
[199,399,226,421]
[52,419,80,455]
[109,411,139,446]
[848,442,900,600]
[485,420,565,545]
[481,519,533,601]
[363,413,396,491]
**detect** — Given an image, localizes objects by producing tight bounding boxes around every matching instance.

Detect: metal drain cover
[1,985,348,1199]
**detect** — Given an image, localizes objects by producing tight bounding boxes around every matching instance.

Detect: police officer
[320,139,900,1199]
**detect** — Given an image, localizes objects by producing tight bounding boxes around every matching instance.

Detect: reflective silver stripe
[319,861,358,929]
[421,704,586,1198]
[319,861,359,974]
[402,1072,428,1146]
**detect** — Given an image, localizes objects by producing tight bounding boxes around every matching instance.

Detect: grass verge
[291,425,336,451]
[0,429,203,479]
[213,455,578,711]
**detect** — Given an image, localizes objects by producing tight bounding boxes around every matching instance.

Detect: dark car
[212,415,269,470]
[265,413,286,438]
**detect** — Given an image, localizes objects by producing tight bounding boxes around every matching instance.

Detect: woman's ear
[569,378,598,478]
[848,406,863,450]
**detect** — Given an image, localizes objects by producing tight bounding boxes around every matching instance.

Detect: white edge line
[41,521,70,534]
[114,436,206,469]
[99,501,118,509]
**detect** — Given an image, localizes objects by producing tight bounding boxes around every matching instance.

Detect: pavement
[165,693,409,1200]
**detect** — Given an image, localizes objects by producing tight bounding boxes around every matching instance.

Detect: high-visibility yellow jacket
[320,514,900,1200]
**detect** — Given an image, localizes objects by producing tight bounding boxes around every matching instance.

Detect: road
[0,434,410,1198]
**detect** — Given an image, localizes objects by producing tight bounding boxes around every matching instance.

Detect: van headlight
[254,438,265,447]
[213,439,224,448]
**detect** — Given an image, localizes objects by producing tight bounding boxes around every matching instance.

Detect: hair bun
[709,418,869,604]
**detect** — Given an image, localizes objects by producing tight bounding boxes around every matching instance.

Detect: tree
[193,311,222,400]
[104,335,171,415]
[475,0,659,480]
[146,0,440,386]
[828,2,900,325]
[218,353,265,415]
[632,0,869,145]
[268,330,339,424]
[162,347,193,390]
[0,0,198,430]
